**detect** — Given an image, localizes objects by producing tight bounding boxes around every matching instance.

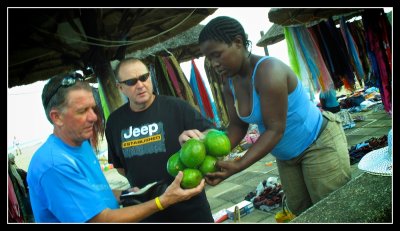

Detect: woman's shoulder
[258,56,284,65]
[254,56,289,77]
[254,56,286,72]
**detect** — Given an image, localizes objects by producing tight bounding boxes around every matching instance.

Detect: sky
[7,7,288,149]
[180,7,289,80]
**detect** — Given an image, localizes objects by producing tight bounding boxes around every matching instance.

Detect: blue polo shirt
[27,135,119,223]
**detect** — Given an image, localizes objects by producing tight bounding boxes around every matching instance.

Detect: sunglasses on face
[44,73,85,108]
[119,73,150,86]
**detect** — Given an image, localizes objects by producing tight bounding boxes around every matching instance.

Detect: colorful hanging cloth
[149,63,160,95]
[156,56,175,96]
[284,27,316,101]
[190,60,214,121]
[204,58,229,128]
[162,56,184,99]
[97,81,111,121]
[339,17,365,84]
[362,9,392,114]
[190,67,206,116]
[169,55,199,110]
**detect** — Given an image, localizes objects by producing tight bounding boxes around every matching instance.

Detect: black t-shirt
[106,95,215,222]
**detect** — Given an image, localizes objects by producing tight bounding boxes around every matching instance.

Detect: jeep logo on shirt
[123,123,159,138]
[120,122,166,157]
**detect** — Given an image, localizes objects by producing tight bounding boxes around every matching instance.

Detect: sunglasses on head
[119,73,150,86]
[44,73,85,108]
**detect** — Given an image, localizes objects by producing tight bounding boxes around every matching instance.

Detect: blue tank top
[228,56,323,160]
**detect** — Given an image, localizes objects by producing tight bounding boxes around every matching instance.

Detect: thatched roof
[268,8,365,27]
[256,24,284,47]
[8,8,217,87]
[125,24,205,64]
[258,8,369,47]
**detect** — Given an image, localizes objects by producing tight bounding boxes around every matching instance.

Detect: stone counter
[291,172,392,223]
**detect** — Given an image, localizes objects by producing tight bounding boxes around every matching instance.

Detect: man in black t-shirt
[106,58,215,223]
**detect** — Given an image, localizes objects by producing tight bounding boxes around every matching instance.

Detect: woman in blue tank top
[197,16,351,216]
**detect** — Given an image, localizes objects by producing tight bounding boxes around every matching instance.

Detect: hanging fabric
[347,20,372,80]
[8,173,23,222]
[155,56,175,96]
[190,59,215,122]
[284,27,316,101]
[292,26,320,91]
[319,18,357,91]
[307,27,335,91]
[169,55,199,110]
[190,67,205,116]
[339,17,365,85]
[8,155,34,222]
[162,56,184,99]
[287,26,334,92]
[149,63,160,95]
[189,59,222,128]
[309,23,339,88]
[362,9,392,114]
[152,55,200,111]
[204,58,229,128]
[97,82,111,122]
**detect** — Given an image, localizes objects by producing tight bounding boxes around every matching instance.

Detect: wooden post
[260,31,269,56]
[92,49,124,114]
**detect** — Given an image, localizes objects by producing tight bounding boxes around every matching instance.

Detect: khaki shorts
[277,111,351,216]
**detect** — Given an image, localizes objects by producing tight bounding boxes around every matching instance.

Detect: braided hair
[199,16,250,50]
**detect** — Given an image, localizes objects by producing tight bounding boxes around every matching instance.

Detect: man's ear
[50,109,63,126]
